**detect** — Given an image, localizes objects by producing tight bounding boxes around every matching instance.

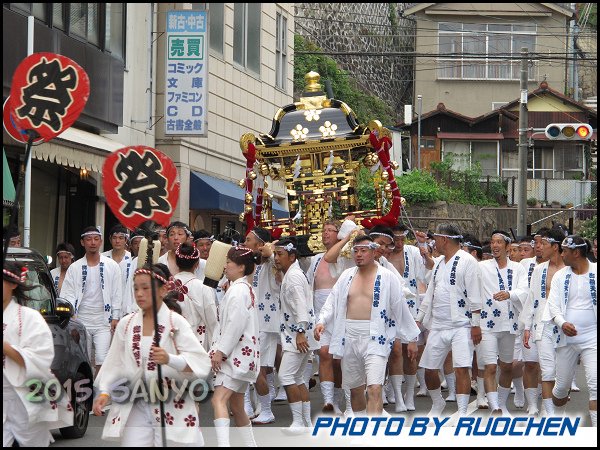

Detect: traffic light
[545,123,593,140]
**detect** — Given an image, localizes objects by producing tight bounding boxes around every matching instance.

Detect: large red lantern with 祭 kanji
[102,146,180,230]
[9,52,90,142]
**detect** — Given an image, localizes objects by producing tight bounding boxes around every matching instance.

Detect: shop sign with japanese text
[165,10,207,136]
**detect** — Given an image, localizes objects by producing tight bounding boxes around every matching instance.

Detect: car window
[12,257,55,316]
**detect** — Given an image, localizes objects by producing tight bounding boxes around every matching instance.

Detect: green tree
[294,35,395,126]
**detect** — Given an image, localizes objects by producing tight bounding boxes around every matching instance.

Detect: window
[233,3,261,75]
[209,3,224,55]
[8,3,125,58]
[444,141,499,176]
[502,144,584,179]
[438,22,536,81]
[105,3,125,59]
[275,11,287,89]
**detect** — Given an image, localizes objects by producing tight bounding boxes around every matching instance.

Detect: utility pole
[417,95,422,170]
[517,47,529,236]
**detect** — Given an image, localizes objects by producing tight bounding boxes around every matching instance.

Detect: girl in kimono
[173,242,218,352]
[92,263,212,446]
[210,246,261,447]
[3,261,72,447]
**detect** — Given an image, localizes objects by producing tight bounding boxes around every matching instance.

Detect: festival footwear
[252,410,276,425]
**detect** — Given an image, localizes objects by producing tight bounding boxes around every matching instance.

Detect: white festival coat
[95,304,211,443]
[3,300,73,429]
[519,261,551,341]
[174,271,218,352]
[417,250,483,330]
[210,277,260,383]
[319,264,420,359]
[279,261,318,352]
[542,263,597,348]
[60,255,123,324]
[251,256,281,334]
[479,258,528,334]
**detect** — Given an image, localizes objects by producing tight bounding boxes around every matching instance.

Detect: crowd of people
[2,219,598,446]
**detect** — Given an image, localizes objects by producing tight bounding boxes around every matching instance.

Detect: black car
[5,247,93,439]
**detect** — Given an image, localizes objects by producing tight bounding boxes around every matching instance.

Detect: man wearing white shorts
[306,220,345,414]
[274,238,318,433]
[544,235,597,427]
[316,235,419,416]
[61,226,122,375]
[521,227,564,416]
[478,231,528,415]
[243,227,281,424]
[388,225,433,411]
[416,223,483,419]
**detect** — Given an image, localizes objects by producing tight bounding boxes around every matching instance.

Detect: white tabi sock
[214,418,231,447]
[302,401,313,427]
[390,375,407,412]
[266,372,276,400]
[542,398,555,416]
[320,380,334,405]
[513,377,525,407]
[456,394,470,416]
[486,391,500,411]
[428,387,446,416]
[404,375,417,410]
[238,423,257,447]
[445,373,456,397]
[525,388,539,415]
[497,386,511,414]
[590,410,597,427]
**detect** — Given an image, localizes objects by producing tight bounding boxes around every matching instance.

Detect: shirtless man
[316,235,419,416]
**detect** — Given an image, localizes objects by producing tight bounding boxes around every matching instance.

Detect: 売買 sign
[165,10,207,136]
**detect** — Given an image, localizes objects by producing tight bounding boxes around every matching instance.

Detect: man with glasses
[543,235,597,427]
[316,234,419,416]
[416,223,483,420]
[61,226,123,375]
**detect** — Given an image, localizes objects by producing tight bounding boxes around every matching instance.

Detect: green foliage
[394,170,441,204]
[355,156,507,209]
[294,35,395,126]
[430,156,506,206]
[356,167,377,209]
[579,215,597,240]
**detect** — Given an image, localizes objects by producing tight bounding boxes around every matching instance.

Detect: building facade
[3,3,293,257]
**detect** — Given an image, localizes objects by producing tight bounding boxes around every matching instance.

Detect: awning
[190,171,288,219]
[31,128,127,172]
[3,149,16,207]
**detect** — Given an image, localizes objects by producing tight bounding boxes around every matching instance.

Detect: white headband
[542,237,561,244]
[56,250,74,256]
[81,230,101,238]
[276,243,296,252]
[394,230,409,237]
[369,232,394,241]
[195,235,215,242]
[251,230,265,244]
[562,237,587,249]
[463,241,482,250]
[353,242,380,250]
[434,233,463,239]
[492,233,512,243]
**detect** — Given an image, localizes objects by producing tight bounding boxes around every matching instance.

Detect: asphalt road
[50,366,594,447]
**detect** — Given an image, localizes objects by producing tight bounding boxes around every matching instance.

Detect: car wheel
[59,371,90,439]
